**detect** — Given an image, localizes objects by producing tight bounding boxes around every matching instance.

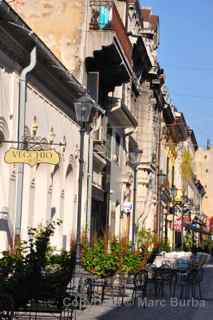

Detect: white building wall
[0,60,89,253]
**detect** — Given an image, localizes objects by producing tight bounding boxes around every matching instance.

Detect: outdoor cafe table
[152,252,192,269]
[146,262,192,297]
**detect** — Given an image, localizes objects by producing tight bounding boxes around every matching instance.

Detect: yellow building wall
[195,148,213,217]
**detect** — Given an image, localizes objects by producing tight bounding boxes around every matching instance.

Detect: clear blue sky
[140,0,213,147]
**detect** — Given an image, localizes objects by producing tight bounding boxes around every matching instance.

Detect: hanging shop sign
[4,148,60,167]
[174,216,182,232]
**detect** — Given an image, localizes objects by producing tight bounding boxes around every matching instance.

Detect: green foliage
[158,240,171,252]
[202,238,213,253]
[136,227,157,255]
[120,249,142,273]
[81,228,170,277]
[183,231,193,251]
[0,220,74,308]
[81,240,119,277]
[181,150,193,182]
[46,250,72,271]
[81,239,146,277]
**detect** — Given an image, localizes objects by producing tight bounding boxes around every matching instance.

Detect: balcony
[108,97,138,129]
[89,1,132,65]
[86,1,134,101]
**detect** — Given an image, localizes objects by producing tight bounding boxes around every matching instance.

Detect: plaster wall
[195,147,213,216]
[8,0,88,81]
[0,58,89,253]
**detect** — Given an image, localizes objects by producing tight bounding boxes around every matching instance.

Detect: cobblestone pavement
[76,261,213,320]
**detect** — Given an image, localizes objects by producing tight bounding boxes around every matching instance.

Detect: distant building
[195,147,213,217]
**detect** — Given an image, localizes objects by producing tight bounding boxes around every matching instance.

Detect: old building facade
[0,0,208,252]
[195,146,213,217]
[0,0,95,252]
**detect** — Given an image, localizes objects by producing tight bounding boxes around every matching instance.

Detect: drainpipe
[15,47,37,242]
[156,110,162,238]
[86,131,93,242]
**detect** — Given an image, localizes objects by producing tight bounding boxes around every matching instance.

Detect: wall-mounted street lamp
[128,148,143,251]
[73,95,105,282]
[74,96,94,123]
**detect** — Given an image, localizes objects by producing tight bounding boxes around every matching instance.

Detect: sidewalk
[76,261,213,320]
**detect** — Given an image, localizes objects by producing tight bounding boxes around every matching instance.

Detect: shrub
[0,220,75,308]
[81,240,119,277]
[81,238,148,276]
[183,231,193,251]
[120,249,142,273]
[158,240,171,252]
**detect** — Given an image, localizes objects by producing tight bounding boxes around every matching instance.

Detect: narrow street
[76,260,213,320]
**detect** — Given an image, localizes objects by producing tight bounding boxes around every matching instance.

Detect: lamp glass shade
[74,96,93,123]
[129,149,143,166]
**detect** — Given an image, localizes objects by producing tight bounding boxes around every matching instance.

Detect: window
[51,207,56,219]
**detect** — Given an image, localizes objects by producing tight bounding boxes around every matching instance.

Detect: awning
[109,97,138,129]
